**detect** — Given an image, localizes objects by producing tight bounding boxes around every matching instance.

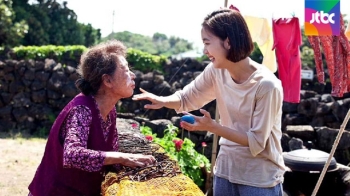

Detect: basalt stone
[0,119,15,132]
[17,66,26,76]
[44,59,56,71]
[31,90,47,103]
[142,72,154,81]
[300,90,318,99]
[0,60,5,68]
[47,71,66,91]
[9,80,25,93]
[152,81,172,96]
[320,94,334,103]
[62,83,79,98]
[33,61,45,71]
[35,71,50,82]
[286,125,315,142]
[12,107,28,123]
[12,92,31,108]
[4,73,15,81]
[281,133,291,152]
[0,105,13,120]
[47,90,62,99]
[3,60,15,73]
[0,80,8,91]
[64,65,76,75]
[68,72,80,81]
[24,68,36,80]
[31,80,46,91]
[21,78,32,87]
[139,80,153,89]
[153,74,164,85]
[28,104,53,120]
[283,102,299,113]
[297,97,319,118]
[315,102,332,115]
[1,92,13,105]
[53,63,63,71]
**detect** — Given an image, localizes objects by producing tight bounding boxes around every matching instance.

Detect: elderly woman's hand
[119,153,156,168]
[104,152,156,168]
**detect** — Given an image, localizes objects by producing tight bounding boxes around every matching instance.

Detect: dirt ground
[0,132,46,196]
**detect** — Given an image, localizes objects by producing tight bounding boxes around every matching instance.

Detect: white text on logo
[310,11,335,24]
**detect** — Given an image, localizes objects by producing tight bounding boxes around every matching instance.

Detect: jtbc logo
[310,11,335,24]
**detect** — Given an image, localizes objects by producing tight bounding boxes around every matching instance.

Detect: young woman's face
[108,55,136,98]
[201,27,229,68]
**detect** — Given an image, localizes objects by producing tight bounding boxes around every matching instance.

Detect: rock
[47,71,66,91]
[297,97,319,118]
[316,127,350,157]
[283,102,299,113]
[288,137,304,150]
[31,80,46,91]
[286,125,315,142]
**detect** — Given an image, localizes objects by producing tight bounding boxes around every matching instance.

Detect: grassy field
[0,132,46,196]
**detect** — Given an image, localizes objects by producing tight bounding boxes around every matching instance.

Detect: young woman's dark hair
[76,40,127,95]
[202,8,254,63]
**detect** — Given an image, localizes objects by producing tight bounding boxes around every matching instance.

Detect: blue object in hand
[181,115,195,124]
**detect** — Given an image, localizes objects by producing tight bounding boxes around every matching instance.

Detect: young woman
[133,8,285,196]
[29,40,155,196]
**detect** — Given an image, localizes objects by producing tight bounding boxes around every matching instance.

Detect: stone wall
[1,58,350,164]
[0,59,80,133]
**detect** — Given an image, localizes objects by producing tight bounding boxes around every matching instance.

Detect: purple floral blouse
[28,98,117,196]
[59,97,118,172]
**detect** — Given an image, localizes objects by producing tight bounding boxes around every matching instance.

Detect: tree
[104,31,193,56]
[152,33,167,42]
[11,0,100,46]
[0,0,28,47]
[81,23,101,47]
[299,27,316,69]
[249,43,263,64]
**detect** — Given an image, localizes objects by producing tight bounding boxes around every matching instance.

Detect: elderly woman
[28,40,155,196]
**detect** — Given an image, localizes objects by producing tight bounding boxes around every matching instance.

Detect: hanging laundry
[319,36,335,85]
[307,15,350,97]
[345,20,350,40]
[338,16,350,95]
[272,17,302,103]
[228,5,277,73]
[307,36,325,84]
[244,16,277,73]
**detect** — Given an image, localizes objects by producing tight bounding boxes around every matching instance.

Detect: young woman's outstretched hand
[132,88,165,109]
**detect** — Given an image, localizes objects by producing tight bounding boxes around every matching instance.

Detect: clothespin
[229,4,240,12]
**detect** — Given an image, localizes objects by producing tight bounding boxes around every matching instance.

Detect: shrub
[140,124,211,188]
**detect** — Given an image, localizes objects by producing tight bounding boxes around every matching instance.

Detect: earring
[225,38,230,49]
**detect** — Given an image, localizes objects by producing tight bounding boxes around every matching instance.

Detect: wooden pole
[311,108,350,196]
[207,2,228,195]
[210,104,220,173]
[204,103,220,196]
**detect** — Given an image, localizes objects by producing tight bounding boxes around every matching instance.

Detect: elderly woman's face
[108,55,136,98]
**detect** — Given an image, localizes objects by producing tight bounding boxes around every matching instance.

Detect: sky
[65,0,350,49]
